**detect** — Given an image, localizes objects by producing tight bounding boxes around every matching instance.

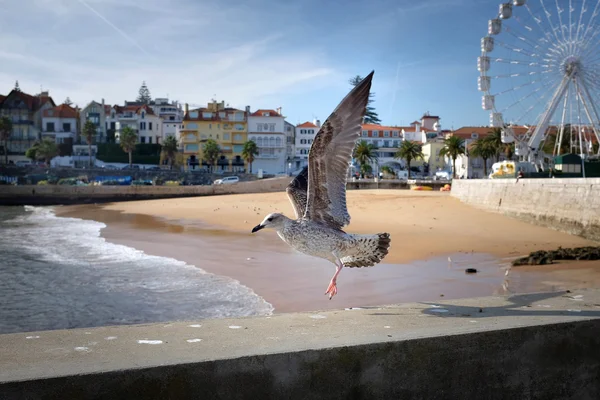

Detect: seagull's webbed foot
[325,261,343,300]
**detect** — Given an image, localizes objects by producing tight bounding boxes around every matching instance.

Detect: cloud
[0,0,340,110]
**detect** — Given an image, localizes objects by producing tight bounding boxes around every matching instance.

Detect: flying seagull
[251,71,391,299]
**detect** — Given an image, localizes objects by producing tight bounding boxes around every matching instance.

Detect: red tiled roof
[297,121,318,128]
[43,104,78,118]
[137,104,155,115]
[450,126,529,139]
[361,124,400,131]
[104,105,111,114]
[0,89,55,112]
[250,109,282,117]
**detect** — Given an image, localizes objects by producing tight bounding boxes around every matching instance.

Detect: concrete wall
[1,289,599,399]
[0,177,291,206]
[451,178,600,241]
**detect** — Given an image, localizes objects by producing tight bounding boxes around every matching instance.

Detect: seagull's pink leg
[325,260,343,300]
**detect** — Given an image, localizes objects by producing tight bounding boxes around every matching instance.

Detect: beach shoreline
[57,190,600,314]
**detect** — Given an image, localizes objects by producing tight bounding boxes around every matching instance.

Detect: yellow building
[422,142,447,172]
[181,101,248,172]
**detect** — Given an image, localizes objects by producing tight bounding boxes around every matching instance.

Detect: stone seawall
[1,289,599,399]
[0,177,291,206]
[451,178,600,241]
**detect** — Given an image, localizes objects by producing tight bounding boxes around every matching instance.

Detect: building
[283,120,296,171]
[247,109,286,174]
[80,100,110,143]
[42,104,78,144]
[359,124,403,172]
[294,120,320,169]
[0,88,55,163]
[150,98,184,140]
[447,125,529,178]
[421,142,448,173]
[181,100,248,172]
[110,104,163,144]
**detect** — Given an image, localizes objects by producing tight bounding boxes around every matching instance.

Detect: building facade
[181,101,247,172]
[283,120,296,172]
[247,109,286,174]
[150,98,184,140]
[42,104,78,144]
[358,124,403,173]
[294,120,320,170]
[80,100,110,143]
[110,104,163,144]
[0,89,55,163]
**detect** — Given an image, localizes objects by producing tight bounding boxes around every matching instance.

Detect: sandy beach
[59,190,600,313]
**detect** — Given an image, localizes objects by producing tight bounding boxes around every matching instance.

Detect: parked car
[213,176,240,185]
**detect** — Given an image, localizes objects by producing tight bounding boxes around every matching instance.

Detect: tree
[241,140,259,173]
[380,165,395,178]
[394,140,424,179]
[136,81,152,104]
[349,75,381,125]
[0,116,12,165]
[82,120,97,167]
[543,124,571,155]
[470,137,495,176]
[35,138,59,166]
[64,97,73,106]
[25,142,39,161]
[439,135,466,178]
[202,139,220,172]
[14,80,20,91]
[353,140,378,177]
[161,135,179,169]
[119,126,138,167]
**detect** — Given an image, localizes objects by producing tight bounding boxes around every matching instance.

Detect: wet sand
[57,190,600,313]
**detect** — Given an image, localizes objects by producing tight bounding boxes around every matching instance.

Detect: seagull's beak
[251,224,264,233]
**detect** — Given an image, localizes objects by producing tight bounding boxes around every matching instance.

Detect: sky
[0,0,526,129]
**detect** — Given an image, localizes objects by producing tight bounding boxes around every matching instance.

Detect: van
[213,176,240,185]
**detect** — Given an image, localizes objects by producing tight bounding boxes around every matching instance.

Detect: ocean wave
[0,206,273,334]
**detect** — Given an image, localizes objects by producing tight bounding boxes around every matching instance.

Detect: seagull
[251,72,391,299]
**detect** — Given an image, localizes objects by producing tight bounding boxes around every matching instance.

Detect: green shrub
[37,180,49,185]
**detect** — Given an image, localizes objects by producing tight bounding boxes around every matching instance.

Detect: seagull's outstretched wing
[286,166,309,219]
[303,71,373,229]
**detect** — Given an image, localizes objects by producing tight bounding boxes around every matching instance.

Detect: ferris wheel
[478,0,600,163]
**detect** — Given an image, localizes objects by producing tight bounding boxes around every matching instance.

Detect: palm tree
[82,120,96,167]
[241,140,259,173]
[486,127,504,162]
[439,135,465,178]
[202,139,220,172]
[470,137,495,176]
[161,136,179,169]
[380,165,394,178]
[35,138,59,166]
[353,140,378,177]
[119,126,138,167]
[0,116,12,165]
[394,140,424,179]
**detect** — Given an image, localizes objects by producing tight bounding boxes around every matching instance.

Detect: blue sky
[1,0,504,128]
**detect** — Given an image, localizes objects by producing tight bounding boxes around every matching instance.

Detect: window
[263,112,270,116]
[140,136,146,143]
[257,124,263,132]
[202,112,212,118]
[372,130,379,137]
[141,112,145,119]
[384,131,390,137]
[190,111,198,118]
[149,122,153,130]
[471,133,479,139]
[149,137,153,144]
[234,134,243,141]
[269,123,275,132]
[275,137,282,147]
[185,144,199,152]
[362,131,368,137]
[140,122,146,130]
[392,131,399,137]
[63,123,71,132]
[185,133,196,141]
[223,133,230,140]
[46,122,55,132]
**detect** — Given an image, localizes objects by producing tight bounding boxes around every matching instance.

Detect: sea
[0,206,273,335]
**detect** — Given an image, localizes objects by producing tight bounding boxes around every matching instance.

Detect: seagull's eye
[267,217,273,222]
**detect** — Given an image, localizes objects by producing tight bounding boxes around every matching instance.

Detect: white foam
[186,338,202,343]
[137,339,162,345]
[0,206,274,333]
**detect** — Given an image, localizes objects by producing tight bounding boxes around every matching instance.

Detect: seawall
[0,177,291,206]
[451,178,600,241]
[1,289,599,399]
[0,179,449,206]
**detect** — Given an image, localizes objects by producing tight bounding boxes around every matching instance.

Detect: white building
[358,124,403,173]
[110,104,163,144]
[42,104,78,144]
[294,120,320,170]
[283,120,296,171]
[247,109,287,174]
[150,98,183,140]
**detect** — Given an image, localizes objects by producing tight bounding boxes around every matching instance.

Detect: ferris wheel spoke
[555,85,571,156]
[509,79,562,124]
[524,2,557,43]
[536,0,564,44]
[576,0,600,47]
[574,0,591,43]
[502,25,547,53]
[494,39,542,59]
[554,0,570,45]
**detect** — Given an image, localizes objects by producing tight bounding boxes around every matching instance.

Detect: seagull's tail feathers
[341,233,391,268]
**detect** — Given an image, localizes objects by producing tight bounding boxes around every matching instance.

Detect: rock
[511,246,600,266]
[465,268,478,274]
